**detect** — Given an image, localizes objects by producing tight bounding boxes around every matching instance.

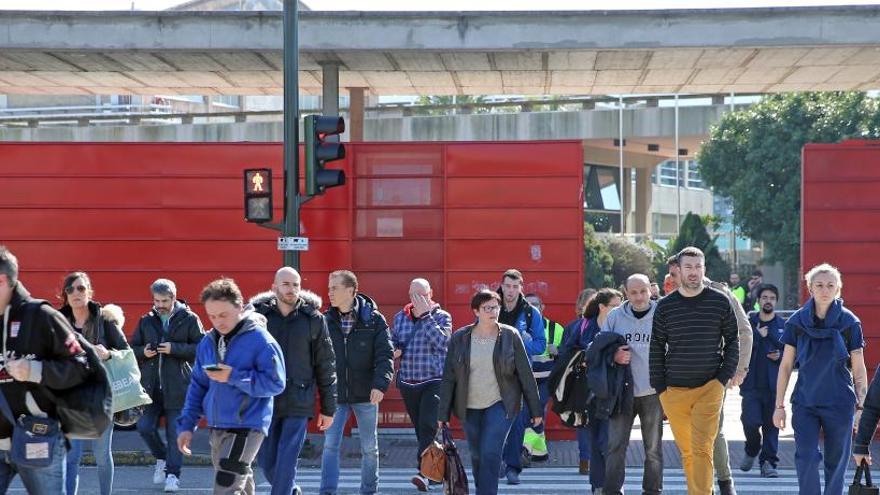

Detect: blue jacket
[781,298,864,407]
[497,291,546,357]
[739,313,785,395]
[177,309,286,435]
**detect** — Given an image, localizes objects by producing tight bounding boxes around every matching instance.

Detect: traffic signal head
[305,115,347,196]
[243,168,272,223]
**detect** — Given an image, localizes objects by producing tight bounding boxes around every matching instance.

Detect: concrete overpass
[1,7,880,96]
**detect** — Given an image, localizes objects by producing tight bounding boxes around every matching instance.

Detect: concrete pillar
[348,87,365,142]
[635,167,653,234]
[321,62,340,116]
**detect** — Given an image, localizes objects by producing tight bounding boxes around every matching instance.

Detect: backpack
[22,301,113,439]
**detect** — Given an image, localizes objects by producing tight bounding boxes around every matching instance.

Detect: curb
[79,451,213,466]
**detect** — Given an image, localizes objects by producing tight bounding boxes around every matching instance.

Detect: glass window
[687,160,704,189]
[657,160,684,186]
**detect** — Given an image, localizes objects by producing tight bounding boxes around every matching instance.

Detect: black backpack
[21,301,113,439]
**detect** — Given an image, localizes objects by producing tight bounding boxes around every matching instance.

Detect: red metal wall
[802,140,880,368]
[0,141,584,438]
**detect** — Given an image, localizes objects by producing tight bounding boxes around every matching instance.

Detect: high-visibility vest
[532,317,565,378]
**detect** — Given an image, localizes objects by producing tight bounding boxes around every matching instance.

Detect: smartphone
[202,364,223,372]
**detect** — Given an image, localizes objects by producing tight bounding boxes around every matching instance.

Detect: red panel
[352,144,443,177]
[803,212,880,242]
[355,209,443,239]
[446,178,581,207]
[356,178,443,208]
[802,243,880,275]
[446,141,583,177]
[803,182,880,210]
[355,272,445,310]
[446,209,582,239]
[803,147,880,182]
[447,240,582,271]
[445,271,582,305]
[351,241,443,271]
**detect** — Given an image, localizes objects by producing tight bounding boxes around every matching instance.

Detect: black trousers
[400,380,441,469]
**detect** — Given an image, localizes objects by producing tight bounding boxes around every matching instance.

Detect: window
[584,164,623,233]
[657,160,683,186]
[687,160,704,189]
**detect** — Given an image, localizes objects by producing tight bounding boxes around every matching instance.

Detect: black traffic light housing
[243,168,272,223]
[304,115,346,196]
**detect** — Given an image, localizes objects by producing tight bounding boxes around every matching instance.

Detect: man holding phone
[739,284,785,478]
[390,279,451,491]
[601,274,664,495]
[131,278,204,493]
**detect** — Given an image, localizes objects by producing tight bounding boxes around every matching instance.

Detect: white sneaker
[153,459,166,484]
[164,474,180,493]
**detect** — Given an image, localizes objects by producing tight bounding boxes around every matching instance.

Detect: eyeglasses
[480,305,500,313]
[64,285,88,295]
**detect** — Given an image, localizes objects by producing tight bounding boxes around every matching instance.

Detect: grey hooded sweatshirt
[601,300,657,398]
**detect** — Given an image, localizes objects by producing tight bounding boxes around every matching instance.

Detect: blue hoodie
[177,309,286,435]
[781,298,864,407]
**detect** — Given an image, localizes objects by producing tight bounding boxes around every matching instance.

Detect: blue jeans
[588,417,609,492]
[0,437,67,494]
[259,416,309,495]
[66,426,113,495]
[136,398,182,477]
[320,402,379,495]
[792,402,854,495]
[502,403,529,473]
[463,401,514,495]
[577,427,592,461]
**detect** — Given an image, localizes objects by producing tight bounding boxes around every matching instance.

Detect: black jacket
[0,283,91,439]
[324,293,394,404]
[585,332,632,420]
[59,300,129,353]
[855,363,880,455]
[252,290,337,418]
[438,324,542,422]
[130,300,204,410]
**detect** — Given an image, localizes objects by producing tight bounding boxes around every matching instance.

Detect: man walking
[132,278,205,493]
[602,274,663,495]
[667,255,753,495]
[497,269,546,484]
[177,278,285,495]
[650,247,739,494]
[522,293,564,463]
[739,284,784,478]
[0,246,92,493]
[391,278,452,491]
[252,267,337,495]
[320,270,394,495]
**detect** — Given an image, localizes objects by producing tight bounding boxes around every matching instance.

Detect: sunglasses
[64,285,88,295]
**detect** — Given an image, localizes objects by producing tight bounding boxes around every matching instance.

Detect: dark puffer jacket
[324,293,394,405]
[59,300,129,353]
[130,300,204,410]
[252,290,337,418]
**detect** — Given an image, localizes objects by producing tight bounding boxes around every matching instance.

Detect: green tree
[584,222,614,289]
[665,213,730,283]
[605,236,656,288]
[697,92,880,304]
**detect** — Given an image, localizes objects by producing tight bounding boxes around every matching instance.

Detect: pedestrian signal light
[304,115,346,196]
[243,168,272,223]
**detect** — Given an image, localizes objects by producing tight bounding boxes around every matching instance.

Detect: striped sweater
[649,287,739,393]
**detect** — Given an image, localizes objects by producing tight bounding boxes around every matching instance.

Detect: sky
[1,0,879,10]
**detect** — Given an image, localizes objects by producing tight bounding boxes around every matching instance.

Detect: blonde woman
[773,263,868,495]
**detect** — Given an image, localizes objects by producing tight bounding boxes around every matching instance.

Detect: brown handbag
[420,429,447,483]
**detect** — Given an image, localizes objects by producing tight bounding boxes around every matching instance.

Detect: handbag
[103,348,152,413]
[420,428,446,483]
[850,460,880,495]
[0,322,61,469]
[441,425,469,495]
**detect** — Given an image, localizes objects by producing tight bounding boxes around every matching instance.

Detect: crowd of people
[0,243,876,495]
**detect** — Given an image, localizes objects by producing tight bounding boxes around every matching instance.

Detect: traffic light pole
[282,0,300,270]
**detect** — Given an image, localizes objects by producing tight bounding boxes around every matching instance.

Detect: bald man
[251,267,337,495]
[391,278,452,492]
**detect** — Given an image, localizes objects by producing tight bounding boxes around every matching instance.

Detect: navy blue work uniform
[781,298,864,495]
[740,312,785,468]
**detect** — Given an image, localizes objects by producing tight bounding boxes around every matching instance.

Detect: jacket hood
[7,281,32,311]
[791,298,857,337]
[620,300,657,318]
[146,299,190,319]
[250,290,323,316]
[496,289,528,316]
[352,293,379,323]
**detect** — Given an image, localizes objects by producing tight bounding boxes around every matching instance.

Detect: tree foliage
[665,213,730,283]
[584,222,614,289]
[697,92,880,281]
[605,236,655,288]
